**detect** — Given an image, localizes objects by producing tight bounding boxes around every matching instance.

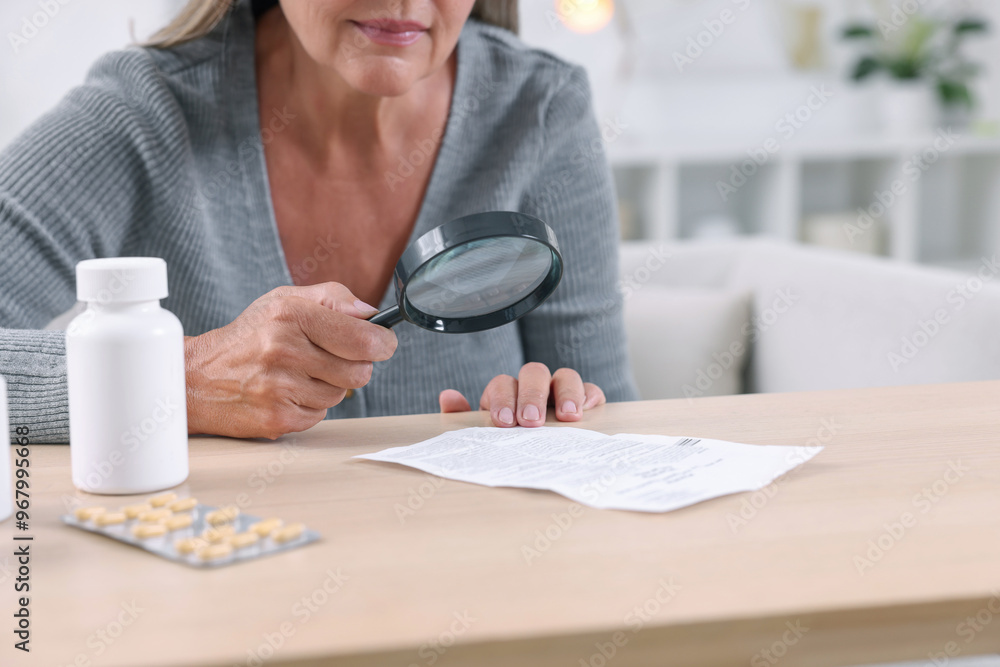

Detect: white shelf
[609,132,1000,264]
[608,134,1000,165]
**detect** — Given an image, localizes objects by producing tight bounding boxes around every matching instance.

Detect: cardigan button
[345,389,355,399]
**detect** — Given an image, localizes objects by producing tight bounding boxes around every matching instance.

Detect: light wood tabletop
[3,381,1000,667]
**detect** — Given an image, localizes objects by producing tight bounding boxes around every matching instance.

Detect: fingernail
[354,299,378,314]
[561,400,578,415]
[522,404,540,422]
[499,407,514,425]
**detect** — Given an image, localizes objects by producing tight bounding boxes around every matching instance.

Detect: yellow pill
[94,512,127,526]
[205,505,240,525]
[230,532,260,549]
[73,506,106,521]
[175,537,208,555]
[149,492,178,508]
[271,523,305,544]
[132,523,167,539]
[168,497,198,512]
[164,514,193,531]
[138,508,172,523]
[122,504,152,519]
[202,525,235,543]
[199,543,234,561]
[249,518,283,537]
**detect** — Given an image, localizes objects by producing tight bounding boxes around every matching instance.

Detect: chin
[340,58,422,97]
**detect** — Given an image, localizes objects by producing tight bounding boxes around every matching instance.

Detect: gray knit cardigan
[0,0,637,443]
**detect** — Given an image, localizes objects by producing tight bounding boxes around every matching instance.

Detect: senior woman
[0,0,636,443]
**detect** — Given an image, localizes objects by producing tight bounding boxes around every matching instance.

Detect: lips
[351,19,428,47]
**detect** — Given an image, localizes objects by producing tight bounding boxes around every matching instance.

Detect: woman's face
[278,0,476,97]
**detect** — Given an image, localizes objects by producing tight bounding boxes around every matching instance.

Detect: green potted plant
[841,13,988,134]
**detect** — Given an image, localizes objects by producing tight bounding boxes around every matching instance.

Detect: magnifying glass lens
[369,211,563,332]
[405,237,553,318]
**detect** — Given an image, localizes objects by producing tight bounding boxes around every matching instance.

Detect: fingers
[298,343,374,389]
[583,382,607,410]
[551,368,585,422]
[439,389,472,413]
[480,374,517,427]
[249,309,377,391]
[474,367,604,429]
[517,362,551,427]
[293,379,348,411]
[294,297,397,362]
[278,282,380,318]
[260,403,328,440]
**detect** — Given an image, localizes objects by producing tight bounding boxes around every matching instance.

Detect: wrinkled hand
[438,362,606,427]
[185,283,397,439]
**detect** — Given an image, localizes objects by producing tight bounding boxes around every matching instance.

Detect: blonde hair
[148,0,518,48]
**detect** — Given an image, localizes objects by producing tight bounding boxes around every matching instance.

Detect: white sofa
[47,239,1000,401]
[619,239,1000,400]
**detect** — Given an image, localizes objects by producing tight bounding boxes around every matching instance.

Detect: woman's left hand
[439,362,606,427]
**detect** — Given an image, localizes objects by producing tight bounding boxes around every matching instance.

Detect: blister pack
[62,492,319,568]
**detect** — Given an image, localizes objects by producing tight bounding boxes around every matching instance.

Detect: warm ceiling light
[556,0,615,34]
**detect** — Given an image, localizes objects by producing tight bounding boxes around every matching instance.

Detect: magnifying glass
[369,211,563,333]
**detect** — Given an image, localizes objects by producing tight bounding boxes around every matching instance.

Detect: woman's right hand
[184,283,397,439]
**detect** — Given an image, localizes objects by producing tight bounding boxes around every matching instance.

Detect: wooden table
[4,382,1000,667]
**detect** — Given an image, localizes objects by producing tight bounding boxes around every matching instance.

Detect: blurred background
[519,0,1000,269]
[2,0,999,268]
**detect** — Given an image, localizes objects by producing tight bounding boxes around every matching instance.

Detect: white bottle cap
[75,257,169,303]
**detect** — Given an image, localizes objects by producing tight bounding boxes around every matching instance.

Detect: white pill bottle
[0,376,12,521]
[66,258,188,494]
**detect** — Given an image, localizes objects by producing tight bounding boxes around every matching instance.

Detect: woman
[0,0,636,443]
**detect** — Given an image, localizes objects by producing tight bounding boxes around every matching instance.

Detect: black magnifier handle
[370,304,404,328]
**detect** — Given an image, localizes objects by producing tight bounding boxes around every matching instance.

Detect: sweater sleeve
[516,66,638,403]
[0,48,188,444]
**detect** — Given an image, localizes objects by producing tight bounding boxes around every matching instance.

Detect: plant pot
[879,79,936,136]
[845,81,881,135]
[940,104,973,131]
